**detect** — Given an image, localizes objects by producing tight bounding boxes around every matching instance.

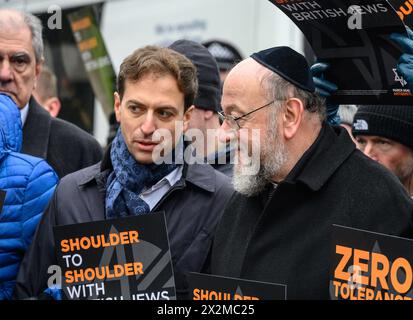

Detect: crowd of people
[0,8,412,300]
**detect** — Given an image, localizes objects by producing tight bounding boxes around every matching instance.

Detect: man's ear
[204,110,214,120]
[282,98,304,139]
[47,97,61,118]
[114,92,122,123]
[183,105,195,133]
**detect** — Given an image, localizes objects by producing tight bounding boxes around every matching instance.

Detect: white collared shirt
[139,166,183,210]
[20,103,29,126]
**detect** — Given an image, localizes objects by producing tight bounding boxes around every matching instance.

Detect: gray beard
[232,113,288,197]
[394,156,413,189]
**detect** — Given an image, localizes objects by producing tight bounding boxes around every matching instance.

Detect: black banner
[188,272,287,300]
[269,0,413,105]
[53,211,176,300]
[330,224,413,300]
[389,0,413,27]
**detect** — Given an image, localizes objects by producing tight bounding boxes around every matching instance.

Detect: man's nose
[140,112,156,135]
[0,60,13,82]
[218,120,237,143]
[363,143,379,162]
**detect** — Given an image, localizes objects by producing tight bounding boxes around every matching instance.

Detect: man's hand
[310,62,340,125]
[390,27,413,93]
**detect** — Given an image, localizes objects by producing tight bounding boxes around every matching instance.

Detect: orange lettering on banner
[193,289,201,300]
[192,289,260,300]
[71,17,91,32]
[353,249,369,286]
[390,258,412,294]
[61,240,70,253]
[334,245,413,298]
[128,231,139,244]
[371,252,390,290]
[78,37,98,52]
[64,262,144,284]
[334,245,352,281]
[109,233,120,246]
[61,231,140,252]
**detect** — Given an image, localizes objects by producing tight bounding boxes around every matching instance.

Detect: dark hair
[117,45,198,111]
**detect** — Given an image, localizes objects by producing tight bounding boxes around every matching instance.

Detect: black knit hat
[352,105,413,150]
[251,46,315,93]
[202,40,243,71]
[169,40,221,112]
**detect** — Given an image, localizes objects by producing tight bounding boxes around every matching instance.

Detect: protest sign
[54,211,176,300]
[330,224,413,300]
[389,0,413,27]
[67,6,117,119]
[269,0,413,104]
[188,272,286,300]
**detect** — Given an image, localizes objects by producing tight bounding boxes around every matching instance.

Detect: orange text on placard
[192,289,259,300]
[60,230,139,253]
[333,245,413,299]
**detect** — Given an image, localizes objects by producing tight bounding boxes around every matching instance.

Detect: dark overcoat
[211,124,413,300]
[22,98,103,178]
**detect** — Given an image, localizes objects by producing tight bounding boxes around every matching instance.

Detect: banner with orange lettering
[268,0,412,105]
[330,224,413,300]
[389,0,413,27]
[188,272,286,300]
[67,6,116,120]
[53,211,176,300]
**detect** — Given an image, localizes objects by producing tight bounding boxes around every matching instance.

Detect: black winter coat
[22,98,103,178]
[14,147,234,300]
[211,124,413,300]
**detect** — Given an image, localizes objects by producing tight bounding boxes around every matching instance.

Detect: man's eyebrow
[225,104,243,114]
[10,52,31,60]
[125,100,178,112]
[0,52,31,60]
[126,99,145,106]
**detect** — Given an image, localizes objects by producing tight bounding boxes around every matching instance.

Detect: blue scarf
[105,129,178,219]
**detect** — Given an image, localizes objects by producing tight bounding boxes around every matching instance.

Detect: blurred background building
[0,0,309,146]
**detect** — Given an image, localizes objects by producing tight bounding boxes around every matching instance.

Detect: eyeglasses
[218,100,275,130]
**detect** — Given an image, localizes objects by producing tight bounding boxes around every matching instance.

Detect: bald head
[222,58,270,109]
[0,9,43,62]
[0,9,25,28]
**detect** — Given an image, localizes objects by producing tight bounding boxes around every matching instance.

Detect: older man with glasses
[209,46,413,299]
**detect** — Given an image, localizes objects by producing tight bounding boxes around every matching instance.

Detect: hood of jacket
[0,94,22,160]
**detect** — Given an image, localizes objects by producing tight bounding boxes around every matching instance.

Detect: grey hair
[338,105,358,126]
[261,71,326,121]
[22,12,44,62]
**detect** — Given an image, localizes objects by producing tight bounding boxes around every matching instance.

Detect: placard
[269,0,413,104]
[188,272,287,300]
[54,211,176,300]
[330,224,413,300]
